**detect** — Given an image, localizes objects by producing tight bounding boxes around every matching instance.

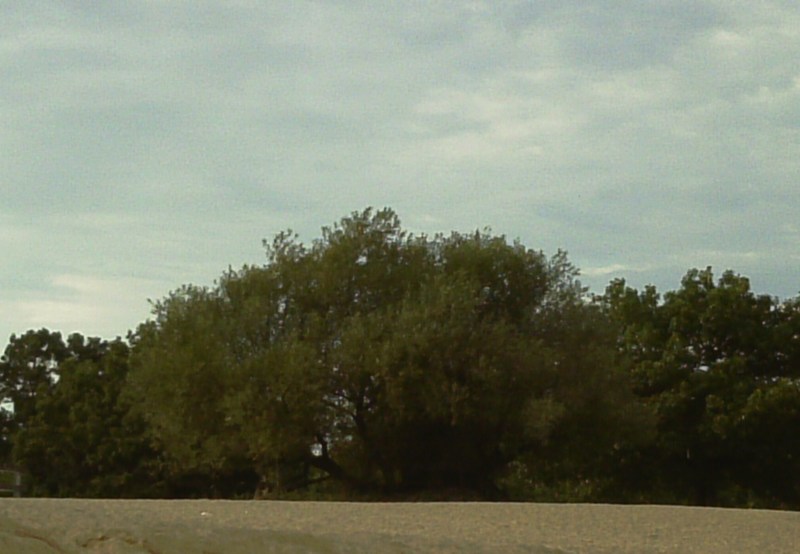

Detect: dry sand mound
[0,498,798,553]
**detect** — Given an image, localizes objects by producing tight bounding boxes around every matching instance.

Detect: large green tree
[129,208,649,498]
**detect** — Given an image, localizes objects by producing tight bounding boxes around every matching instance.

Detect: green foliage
[3,209,798,507]
[128,208,648,498]
[11,335,160,497]
[601,268,800,507]
[0,329,68,435]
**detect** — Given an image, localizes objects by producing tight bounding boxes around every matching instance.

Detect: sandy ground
[0,499,798,553]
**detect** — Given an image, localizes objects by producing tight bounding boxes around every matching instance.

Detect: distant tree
[0,329,67,423]
[0,408,12,464]
[602,268,800,507]
[12,335,161,497]
[0,329,68,457]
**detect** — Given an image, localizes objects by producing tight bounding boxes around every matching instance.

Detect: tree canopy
[127,208,648,498]
[2,208,799,507]
[601,269,800,506]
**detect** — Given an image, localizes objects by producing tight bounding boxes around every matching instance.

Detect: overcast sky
[2,1,799,344]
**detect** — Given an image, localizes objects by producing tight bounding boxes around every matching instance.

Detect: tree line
[2,208,799,507]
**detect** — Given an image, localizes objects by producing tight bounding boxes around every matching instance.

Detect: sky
[2,1,799,345]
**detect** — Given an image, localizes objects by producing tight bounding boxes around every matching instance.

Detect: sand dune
[0,498,798,553]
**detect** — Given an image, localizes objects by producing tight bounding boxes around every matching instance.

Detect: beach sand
[0,498,797,553]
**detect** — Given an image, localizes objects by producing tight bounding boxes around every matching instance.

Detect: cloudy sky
[2,1,799,344]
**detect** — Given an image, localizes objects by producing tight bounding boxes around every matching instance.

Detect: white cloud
[581,264,651,278]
